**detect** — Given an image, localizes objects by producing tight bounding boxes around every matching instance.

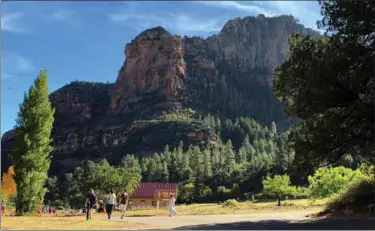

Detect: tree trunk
[16,200,24,216]
[277,196,281,206]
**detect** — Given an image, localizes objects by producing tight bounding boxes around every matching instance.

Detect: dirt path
[114,211,312,228]
[101,211,375,229]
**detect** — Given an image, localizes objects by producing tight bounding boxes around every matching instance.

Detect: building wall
[128,197,169,210]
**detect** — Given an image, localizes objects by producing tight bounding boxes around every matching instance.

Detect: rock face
[183,15,318,125]
[1,15,319,176]
[111,27,187,114]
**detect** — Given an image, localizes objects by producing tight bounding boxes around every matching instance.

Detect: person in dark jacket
[86,189,96,219]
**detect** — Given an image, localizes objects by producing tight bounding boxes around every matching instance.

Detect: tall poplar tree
[10,70,55,215]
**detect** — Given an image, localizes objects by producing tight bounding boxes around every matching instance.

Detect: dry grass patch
[125,199,327,216]
[1,215,157,230]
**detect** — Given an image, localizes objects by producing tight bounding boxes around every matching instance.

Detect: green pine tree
[223,140,236,175]
[147,159,157,182]
[10,70,55,215]
[190,146,203,179]
[202,149,213,180]
[211,148,220,175]
[161,162,169,182]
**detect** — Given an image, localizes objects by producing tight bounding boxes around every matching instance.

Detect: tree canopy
[261,174,295,206]
[10,70,55,215]
[273,0,374,167]
[1,166,17,200]
[308,166,368,199]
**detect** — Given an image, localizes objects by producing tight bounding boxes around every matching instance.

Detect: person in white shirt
[168,194,177,217]
[105,189,116,219]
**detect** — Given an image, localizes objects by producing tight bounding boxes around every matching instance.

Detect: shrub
[178,183,195,204]
[222,199,240,208]
[244,192,255,201]
[52,200,65,208]
[196,186,213,203]
[230,183,241,199]
[293,186,310,199]
[215,186,231,202]
[324,176,375,215]
[308,166,368,199]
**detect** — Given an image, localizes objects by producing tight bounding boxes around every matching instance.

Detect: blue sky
[1,1,322,135]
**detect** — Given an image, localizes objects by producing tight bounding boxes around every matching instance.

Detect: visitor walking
[1,200,5,216]
[86,189,97,220]
[168,194,177,217]
[119,189,129,219]
[105,189,116,219]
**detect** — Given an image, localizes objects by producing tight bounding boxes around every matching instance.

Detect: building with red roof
[128,182,178,209]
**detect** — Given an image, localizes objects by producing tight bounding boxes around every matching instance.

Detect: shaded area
[175,218,375,230]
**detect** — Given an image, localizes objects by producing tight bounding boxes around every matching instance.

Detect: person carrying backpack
[86,189,96,219]
[118,189,129,219]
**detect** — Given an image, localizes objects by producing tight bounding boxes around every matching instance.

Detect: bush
[292,186,310,199]
[215,186,231,202]
[52,200,65,207]
[222,199,240,208]
[308,166,367,199]
[323,176,375,216]
[230,183,241,199]
[244,192,255,201]
[196,186,213,203]
[178,183,195,204]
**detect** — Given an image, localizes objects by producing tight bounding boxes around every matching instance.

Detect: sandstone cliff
[1,15,318,176]
[111,27,187,115]
[183,15,318,126]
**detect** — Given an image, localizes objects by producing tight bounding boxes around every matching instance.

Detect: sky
[1,1,322,135]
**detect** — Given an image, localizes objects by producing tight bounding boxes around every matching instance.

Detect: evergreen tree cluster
[122,115,296,203]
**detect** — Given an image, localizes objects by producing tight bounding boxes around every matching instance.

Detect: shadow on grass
[174,218,375,230]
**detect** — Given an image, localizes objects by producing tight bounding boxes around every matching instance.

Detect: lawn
[1,215,157,230]
[125,198,327,216]
[1,199,326,230]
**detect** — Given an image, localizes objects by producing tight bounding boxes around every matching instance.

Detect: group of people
[86,189,129,220]
[85,188,178,220]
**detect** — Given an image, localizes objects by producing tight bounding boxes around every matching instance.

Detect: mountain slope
[1,14,319,176]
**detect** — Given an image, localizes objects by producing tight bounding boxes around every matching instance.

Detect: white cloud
[109,10,223,35]
[195,1,321,30]
[253,1,321,29]
[1,13,27,33]
[51,9,75,21]
[2,51,35,80]
[196,1,277,17]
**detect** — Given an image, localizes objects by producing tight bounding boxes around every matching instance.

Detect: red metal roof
[131,182,178,198]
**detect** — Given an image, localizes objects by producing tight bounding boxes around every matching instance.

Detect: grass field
[1,215,158,230]
[125,199,327,216]
[1,199,326,230]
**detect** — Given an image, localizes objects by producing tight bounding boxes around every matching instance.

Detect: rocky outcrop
[206,15,318,82]
[1,14,318,176]
[111,27,187,114]
[183,15,318,126]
